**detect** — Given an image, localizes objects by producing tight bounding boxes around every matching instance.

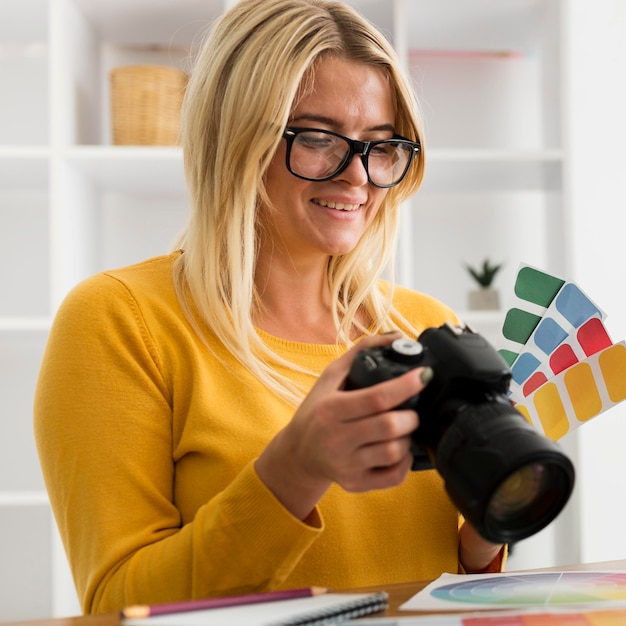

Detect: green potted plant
[465,259,503,310]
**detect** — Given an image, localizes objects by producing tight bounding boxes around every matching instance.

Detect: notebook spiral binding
[269,591,389,626]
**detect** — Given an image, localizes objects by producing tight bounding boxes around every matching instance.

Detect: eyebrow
[289,114,395,134]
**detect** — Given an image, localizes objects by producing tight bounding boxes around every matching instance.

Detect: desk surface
[6,560,626,626]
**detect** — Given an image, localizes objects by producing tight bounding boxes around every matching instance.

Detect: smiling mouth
[313,198,361,211]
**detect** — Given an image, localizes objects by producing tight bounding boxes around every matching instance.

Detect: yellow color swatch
[514,404,532,425]
[533,382,569,441]
[598,343,626,403]
[564,363,602,422]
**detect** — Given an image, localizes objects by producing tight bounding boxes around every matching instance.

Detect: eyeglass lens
[287,130,415,187]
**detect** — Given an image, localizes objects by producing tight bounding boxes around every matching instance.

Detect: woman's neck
[254,254,338,343]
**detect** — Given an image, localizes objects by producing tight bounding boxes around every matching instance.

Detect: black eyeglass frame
[282,127,421,189]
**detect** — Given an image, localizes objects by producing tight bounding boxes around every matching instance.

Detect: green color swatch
[502,308,543,344]
[514,267,565,307]
[498,349,519,367]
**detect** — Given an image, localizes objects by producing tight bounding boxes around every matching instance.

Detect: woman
[34,0,505,614]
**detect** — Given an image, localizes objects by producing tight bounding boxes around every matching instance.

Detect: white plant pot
[468,288,500,311]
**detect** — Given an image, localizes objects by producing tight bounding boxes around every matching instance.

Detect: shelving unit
[0,0,570,618]
[395,0,566,323]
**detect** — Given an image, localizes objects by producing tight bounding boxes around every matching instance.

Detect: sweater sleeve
[33,273,322,614]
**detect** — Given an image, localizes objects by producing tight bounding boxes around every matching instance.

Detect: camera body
[346,322,513,470]
[345,322,575,544]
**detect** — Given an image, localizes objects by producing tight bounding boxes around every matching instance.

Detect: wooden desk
[5,560,626,626]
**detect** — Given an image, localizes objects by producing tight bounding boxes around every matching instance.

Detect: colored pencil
[121,586,329,619]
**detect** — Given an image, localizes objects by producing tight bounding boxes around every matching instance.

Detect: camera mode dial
[389,338,424,364]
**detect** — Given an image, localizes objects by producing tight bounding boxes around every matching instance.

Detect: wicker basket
[110,65,188,146]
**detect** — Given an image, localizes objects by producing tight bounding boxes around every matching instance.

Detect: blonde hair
[174,0,425,406]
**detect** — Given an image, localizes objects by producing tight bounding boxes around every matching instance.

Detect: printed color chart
[400,571,626,612]
[430,572,626,607]
[497,265,626,440]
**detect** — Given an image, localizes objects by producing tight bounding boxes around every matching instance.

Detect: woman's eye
[297,134,333,148]
[370,143,394,156]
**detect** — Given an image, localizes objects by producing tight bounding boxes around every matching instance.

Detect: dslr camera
[346,322,575,544]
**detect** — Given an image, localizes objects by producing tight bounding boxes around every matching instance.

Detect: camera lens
[488,463,545,518]
[435,401,575,544]
[482,459,573,542]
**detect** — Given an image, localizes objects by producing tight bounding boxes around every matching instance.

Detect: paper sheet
[399,570,626,612]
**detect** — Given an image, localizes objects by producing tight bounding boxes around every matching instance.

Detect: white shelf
[0,0,570,617]
[0,492,49,506]
[0,318,52,332]
[66,146,185,193]
[61,147,562,194]
[459,310,505,346]
[423,150,563,193]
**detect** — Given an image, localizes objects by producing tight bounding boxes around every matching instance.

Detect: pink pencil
[121,586,329,619]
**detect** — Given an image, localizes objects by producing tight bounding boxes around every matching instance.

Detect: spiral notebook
[123,592,389,626]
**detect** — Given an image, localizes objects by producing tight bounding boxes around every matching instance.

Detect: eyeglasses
[282,127,421,189]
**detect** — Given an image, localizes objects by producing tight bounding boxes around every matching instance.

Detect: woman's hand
[255,332,431,520]
[459,521,505,573]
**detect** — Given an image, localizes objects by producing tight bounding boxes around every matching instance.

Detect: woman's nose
[333,152,369,186]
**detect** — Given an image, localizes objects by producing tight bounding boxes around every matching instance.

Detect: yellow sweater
[34,252,496,614]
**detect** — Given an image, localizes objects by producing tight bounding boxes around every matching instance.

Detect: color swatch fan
[498,264,626,441]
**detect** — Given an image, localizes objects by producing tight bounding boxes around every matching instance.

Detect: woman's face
[262,56,395,261]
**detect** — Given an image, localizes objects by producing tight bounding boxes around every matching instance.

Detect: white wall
[565,0,626,563]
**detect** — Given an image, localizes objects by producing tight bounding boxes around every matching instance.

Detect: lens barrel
[434,400,575,544]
